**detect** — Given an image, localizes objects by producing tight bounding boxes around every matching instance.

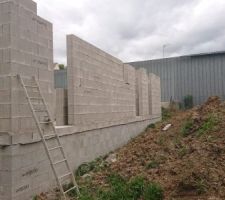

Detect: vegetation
[181,114,219,137]
[177,145,188,158]
[146,160,160,169]
[76,156,108,177]
[194,178,208,194]
[71,157,164,200]
[196,114,219,137]
[74,174,163,200]
[32,196,38,200]
[161,107,171,121]
[181,118,194,137]
[58,64,65,70]
[183,95,193,109]
[178,176,208,195]
[145,123,156,131]
[36,96,225,200]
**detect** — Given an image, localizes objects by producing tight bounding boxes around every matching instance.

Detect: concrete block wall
[149,73,161,116]
[135,68,150,116]
[0,0,54,134]
[0,1,162,199]
[0,117,160,200]
[67,35,136,126]
[56,89,68,126]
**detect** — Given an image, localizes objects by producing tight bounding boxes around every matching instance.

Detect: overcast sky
[35,0,225,64]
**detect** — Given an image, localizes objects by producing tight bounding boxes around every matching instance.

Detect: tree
[58,64,65,70]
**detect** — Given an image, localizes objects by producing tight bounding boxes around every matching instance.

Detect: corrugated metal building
[54,69,67,89]
[129,51,225,105]
[54,51,225,106]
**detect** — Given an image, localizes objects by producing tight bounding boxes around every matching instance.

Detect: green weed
[162,107,171,121]
[197,114,219,137]
[76,157,108,177]
[145,123,156,131]
[146,160,160,169]
[178,146,188,158]
[72,173,164,200]
[181,119,194,137]
[143,182,164,200]
[183,95,193,109]
[194,179,208,194]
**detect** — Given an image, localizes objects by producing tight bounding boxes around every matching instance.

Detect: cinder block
[67,35,141,125]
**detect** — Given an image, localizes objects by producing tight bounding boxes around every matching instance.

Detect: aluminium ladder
[17,75,79,199]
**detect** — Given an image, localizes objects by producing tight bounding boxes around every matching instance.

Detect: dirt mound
[37,96,225,200]
[90,96,225,199]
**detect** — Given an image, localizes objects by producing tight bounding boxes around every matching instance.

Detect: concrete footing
[0,116,160,200]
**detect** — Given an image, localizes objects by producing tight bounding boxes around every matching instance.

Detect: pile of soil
[38,96,225,200]
[91,96,225,199]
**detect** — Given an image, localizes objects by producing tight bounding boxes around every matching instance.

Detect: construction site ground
[36,96,225,200]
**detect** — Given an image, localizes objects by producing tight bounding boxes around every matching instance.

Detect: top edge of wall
[67,34,123,65]
[0,0,37,14]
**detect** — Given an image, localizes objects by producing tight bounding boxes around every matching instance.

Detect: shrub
[76,157,107,177]
[76,163,93,177]
[58,64,65,70]
[183,95,193,109]
[145,123,156,131]
[63,183,78,197]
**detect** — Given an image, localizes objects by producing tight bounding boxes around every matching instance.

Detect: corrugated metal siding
[54,69,67,89]
[129,53,225,105]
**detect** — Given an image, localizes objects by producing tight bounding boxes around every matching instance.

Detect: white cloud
[35,0,225,64]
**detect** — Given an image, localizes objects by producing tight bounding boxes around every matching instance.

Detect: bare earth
[37,96,225,200]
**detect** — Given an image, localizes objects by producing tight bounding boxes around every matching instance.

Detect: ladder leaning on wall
[17,75,80,199]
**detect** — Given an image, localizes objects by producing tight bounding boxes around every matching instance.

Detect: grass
[32,196,38,200]
[181,118,194,137]
[178,176,208,195]
[146,160,160,169]
[69,172,164,200]
[157,134,166,146]
[143,182,164,200]
[71,157,164,199]
[181,114,219,138]
[194,178,208,194]
[177,145,188,158]
[196,114,219,137]
[89,174,163,200]
[162,107,171,121]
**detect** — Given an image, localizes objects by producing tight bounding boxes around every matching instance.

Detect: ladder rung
[24,85,38,88]
[40,121,53,124]
[30,97,42,100]
[48,146,62,151]
[64,185,77,194]
[43,134,56,138]
[53,159,66,165]
[34,109,47,112]
[59,172,72,180]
